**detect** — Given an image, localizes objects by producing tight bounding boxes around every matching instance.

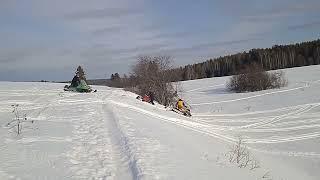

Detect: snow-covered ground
[0,65,320,180]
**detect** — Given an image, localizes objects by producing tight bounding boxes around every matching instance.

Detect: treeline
[108,39,320,86]
[168,39,320,81]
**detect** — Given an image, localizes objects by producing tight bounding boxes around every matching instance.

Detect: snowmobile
[171,107,192,117]
[171,98,192,117]
[64,79,93,93]
[136,95,155,105]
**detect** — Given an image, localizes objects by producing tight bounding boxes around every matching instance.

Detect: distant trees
[169,39,320,82]
[110,73,122,87]
[111,73,120,80]
[105,39,319,94]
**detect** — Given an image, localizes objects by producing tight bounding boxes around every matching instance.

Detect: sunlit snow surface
[0,65,320,180]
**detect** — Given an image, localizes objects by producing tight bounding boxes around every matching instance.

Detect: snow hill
[0,65,320,180]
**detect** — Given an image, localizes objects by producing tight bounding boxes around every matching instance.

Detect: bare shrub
[226,137,260,170]
[129,56,178,106]
[262,171,272,179]
[227,63,287,93]
[269,71,288,88]
[6,104,34,135]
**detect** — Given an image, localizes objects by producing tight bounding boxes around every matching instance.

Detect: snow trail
[190,85,307,106]
[102,103,142,180]
[63,93,134,179]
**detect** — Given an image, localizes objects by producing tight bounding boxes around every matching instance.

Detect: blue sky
[0,0,319,81]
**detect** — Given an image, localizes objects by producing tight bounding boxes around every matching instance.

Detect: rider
[176,98,191,116]
[148,91,155,105]
[71,74,80,87]
[142,94,150,102]
[176,99,187,111]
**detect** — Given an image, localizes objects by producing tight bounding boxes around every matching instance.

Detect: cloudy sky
[1,0,319,81]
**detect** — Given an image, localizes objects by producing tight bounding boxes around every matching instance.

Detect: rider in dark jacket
[148,91,155,105]
[71,75,80,87]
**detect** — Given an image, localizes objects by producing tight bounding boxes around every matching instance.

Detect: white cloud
[1,0,320,81]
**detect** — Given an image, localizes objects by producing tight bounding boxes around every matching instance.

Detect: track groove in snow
[63,94,134,179]
[190,83,314,106]
[102,103,141,180]
[108,95,320,160]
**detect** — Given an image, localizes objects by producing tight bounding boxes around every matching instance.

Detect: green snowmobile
[64,79,92,93]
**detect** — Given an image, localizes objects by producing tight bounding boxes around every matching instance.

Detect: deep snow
[0,65,320,180]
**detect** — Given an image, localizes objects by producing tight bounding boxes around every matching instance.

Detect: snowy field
[0,65,320,180]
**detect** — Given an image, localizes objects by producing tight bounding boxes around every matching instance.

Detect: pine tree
[76,66,87,82]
